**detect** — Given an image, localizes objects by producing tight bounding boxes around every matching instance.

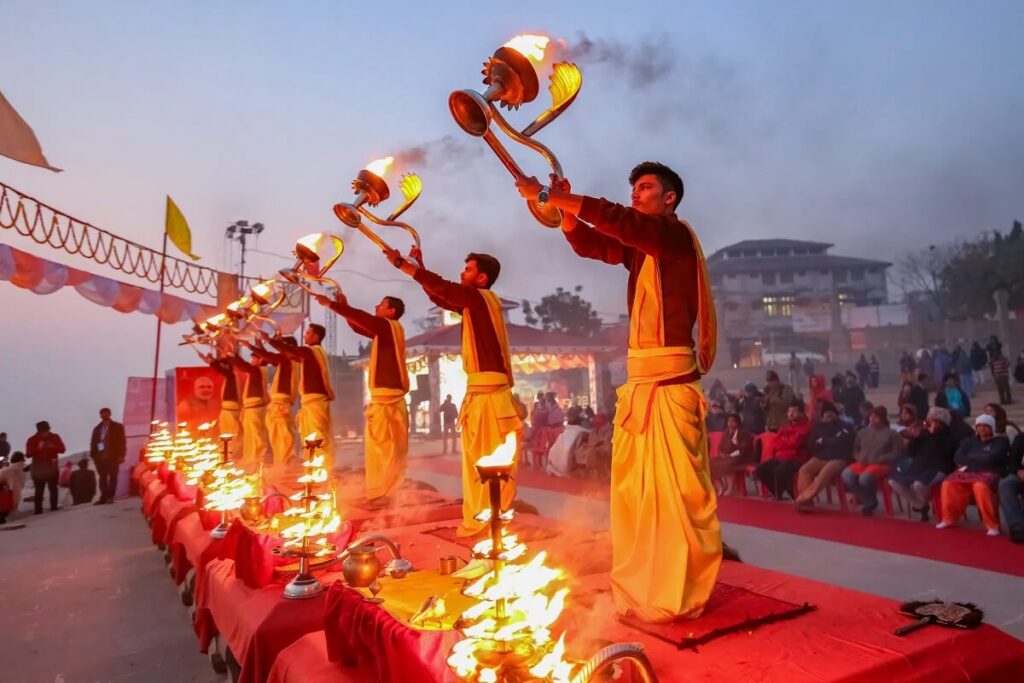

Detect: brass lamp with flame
[449,34,583,228]
[332,158,424,264]
[277,232,346,298]
[277,432,343,600]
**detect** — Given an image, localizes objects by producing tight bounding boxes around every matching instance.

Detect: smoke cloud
[559,32,677,88]
[392,134,483,169]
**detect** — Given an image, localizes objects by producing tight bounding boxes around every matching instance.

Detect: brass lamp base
[283,572,325,600]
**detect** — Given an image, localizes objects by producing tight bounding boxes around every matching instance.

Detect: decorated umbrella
[894,600,984,636]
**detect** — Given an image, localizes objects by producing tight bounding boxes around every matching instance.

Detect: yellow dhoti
[241,401,269,468]
[266,398,296,467]
[610,348,721,622]
[218,402,243,460]
[364,389,409,500]
[457,371,523,537]
[299,394,334,469]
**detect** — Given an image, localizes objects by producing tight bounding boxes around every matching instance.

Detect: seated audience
[710,413,755,495]
[578,414,612,479]
[754,403,810,500]
[737,382,766,434]
[841,405,901,515]
[935,372,972,422]
[705,401,727,433]
[888,407,957,521]
[937,414,1010,535]
[999,432,1024,543]
[892,404,919,433]
[794,402,855,512]
[984,402,1020,441]
[545,413,589,477]
[0,452,28,524]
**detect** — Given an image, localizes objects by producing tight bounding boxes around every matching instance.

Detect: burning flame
[364,156,394,177]
[476,432,518,468]
[504,34,550,63]
[296,232,325,259]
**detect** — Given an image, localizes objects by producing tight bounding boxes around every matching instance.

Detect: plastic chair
[746,432,777,498]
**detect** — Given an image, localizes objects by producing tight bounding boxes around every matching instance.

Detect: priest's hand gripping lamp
[448,34,582,228]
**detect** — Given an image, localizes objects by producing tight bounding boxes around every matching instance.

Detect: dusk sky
[2,1,1022,449]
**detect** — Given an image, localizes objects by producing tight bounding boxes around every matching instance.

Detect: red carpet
[716,496,1024,577]
[409,456,1024,577]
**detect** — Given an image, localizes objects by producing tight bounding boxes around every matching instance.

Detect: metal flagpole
[149,233,169,423]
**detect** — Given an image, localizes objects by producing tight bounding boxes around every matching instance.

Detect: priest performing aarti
[315,291,409,504]
[516,161,722,623]
[225,351,271,469]
[260,324,335,470]
[246,336,300,467]
[386,247,523,537]
[198,350,244,460]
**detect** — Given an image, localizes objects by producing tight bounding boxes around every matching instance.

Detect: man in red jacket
[26,420,66,514]
[754,403,811,500]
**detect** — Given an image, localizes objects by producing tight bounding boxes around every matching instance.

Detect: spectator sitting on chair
[856,400,875,430]
[888,407,958,522]
[807,374,833,422]
[937,414,1010,535]
[578,414,612,480]
[0,452,28,524]
[935,373,971,423]
[998,432,1024,543]
[892,404,920,434]
[839,375,867,427]
[842,405,901,516]
[70,459,97,505]
[545,411,589,478]
[984,402,1020,441]
[754,402,811,500]
[794,402,855,512]
[710,413,755,496]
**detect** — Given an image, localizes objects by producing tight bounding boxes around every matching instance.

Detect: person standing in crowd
[868,355,880,389]
[737,382,766,434]
[889,407,957,522]
[0,452,27,523]
[69,459,97,505]
[838,375,867,426]
[807,374,833,422]
[986,335,1003,364]
[763,371,795,432]
[89,407,126,504]
[794,402,854,512]
[953,344,975,397]
[841,406,901,516]
[991,350,1013,405]
[788,352,802,392]
[937,414,1009,535]
[933,345,952,382]
[440,394,459,455]
[1014,349,1024,385]
[917,347,935,391]
[0,432,10,465]
[935,373,971,423]
[970,341,988,388]
[803,356,816,382]
[546,392,565,427]
[755,403,811,500]
[26,421,65,514]
[899,351,917,384]
[710,413,754,496]
[855,355,871,389]
[999,433,1024,543]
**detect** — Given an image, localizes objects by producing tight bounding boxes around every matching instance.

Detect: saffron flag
[0,90,62,172]
[165,195,200,261]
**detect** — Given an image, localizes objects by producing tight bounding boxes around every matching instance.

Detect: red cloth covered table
[194,558,341,683]
[141,478,168,519]
[264,560,1024,683]
[151,490,196,548]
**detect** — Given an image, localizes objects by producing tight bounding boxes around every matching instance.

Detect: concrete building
[707,239,890,366]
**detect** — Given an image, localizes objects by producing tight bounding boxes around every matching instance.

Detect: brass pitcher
[342,546,381,588]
